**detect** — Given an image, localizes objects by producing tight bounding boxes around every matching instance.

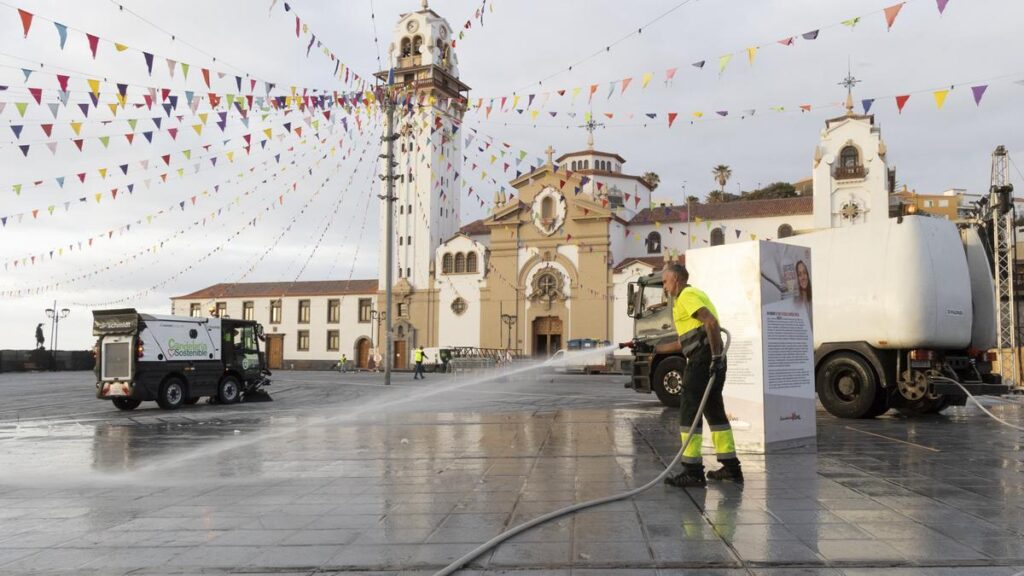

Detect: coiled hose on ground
[432,329,732,576]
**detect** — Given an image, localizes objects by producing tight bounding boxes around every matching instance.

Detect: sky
[1,0,1023,349]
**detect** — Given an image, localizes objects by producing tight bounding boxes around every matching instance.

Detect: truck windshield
[640,284,668,318]
[240,326,258,353]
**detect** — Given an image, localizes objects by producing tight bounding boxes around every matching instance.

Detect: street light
[500,313,517,351]
[44,301,70,370]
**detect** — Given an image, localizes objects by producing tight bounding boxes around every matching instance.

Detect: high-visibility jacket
[414,349,425,363]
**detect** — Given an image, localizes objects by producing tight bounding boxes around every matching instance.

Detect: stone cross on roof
[545,145,555,166]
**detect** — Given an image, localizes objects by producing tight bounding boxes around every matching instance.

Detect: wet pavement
[0,369,1022,576]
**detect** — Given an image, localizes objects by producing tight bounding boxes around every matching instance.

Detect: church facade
[172,2,895,370]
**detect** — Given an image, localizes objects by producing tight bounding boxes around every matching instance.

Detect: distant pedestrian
[373,351,383,372]
[413,345,426,380]
[339,353,348,373]
[35,323,44,349]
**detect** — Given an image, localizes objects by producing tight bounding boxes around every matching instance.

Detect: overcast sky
[2,0,1023,349]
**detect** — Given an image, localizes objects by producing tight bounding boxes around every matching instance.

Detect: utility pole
[379,92,399,386]
[990,145,1018,389]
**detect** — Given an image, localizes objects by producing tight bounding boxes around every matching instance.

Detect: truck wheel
[217,376,241,404]
[157,377,185,410]
[112,397,141,411]
[817,353,881,419]
[652,357,685,408]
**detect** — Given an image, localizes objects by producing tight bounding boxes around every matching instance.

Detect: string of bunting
[0,143,327,297]
[1,114,316,229]
[267,0,369,90]
[474,0,954,104]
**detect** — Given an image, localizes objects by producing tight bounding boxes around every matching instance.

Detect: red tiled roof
[630,197,812,224]
[612,255,684,273]
[459,218,488,235]
[172,280,378,300]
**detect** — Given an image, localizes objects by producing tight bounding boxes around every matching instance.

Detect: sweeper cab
[92,308,272,411]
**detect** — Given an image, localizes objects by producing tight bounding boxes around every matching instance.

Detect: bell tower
[376,1,470,291]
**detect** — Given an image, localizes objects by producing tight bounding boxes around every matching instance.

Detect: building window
[466,252,478,273]
[406,267,411,278]
[215,302,227,318]
[645,231,662,254]
[399,205,404,214]
[571,161,577,171]
[412,35,423,54]
[270,300,282,324]
[297,330,309,351]
[400,37,411,57]
[541,196,554,220]
[407,235,411,245]
[242,301,254,320]
[455,253,466,273]
[442,253,453,274]
[399,236,404,246]
[397,303,408,318]
[358,298,372,322]
[923,200,933,208]
[190,303,201,317]
[836,145,864,179]
[298,299,310,324]
[939,199,949,208]
[326,330,339,351]
[327,299,340,323]
[710,228,725,246]
[777,224,794,239]
[451,297,467,315]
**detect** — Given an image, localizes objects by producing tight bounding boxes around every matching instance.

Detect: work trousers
[414,361,425,379]
[678,343,738,468]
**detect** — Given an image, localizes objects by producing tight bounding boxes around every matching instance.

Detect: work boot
[664,465,706,488]
[706,460,743,483]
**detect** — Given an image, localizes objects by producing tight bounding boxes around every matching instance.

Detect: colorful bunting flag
[884,3,905,30]
[933,89,949,109]
[971,84,988,106]
[895,94,911,113]
[17,9,33,37]
[718,54,732,74]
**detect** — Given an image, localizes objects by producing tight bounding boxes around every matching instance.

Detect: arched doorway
[532,316,563,358]
[355,338,371,370]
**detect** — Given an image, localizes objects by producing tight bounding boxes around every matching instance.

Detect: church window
[466,252,478,273]
[541,196,555,221]
[777,224,794,239]
[399,205,404,214]
[407,235,411,245]
[583,160,589,170]
[399,236,404,246]
[451,297,467,315]
[407,203,412,213]
[840,146,859,167]
[455,253,466,273]
[571,161,577,171]
[406,267,411,278]
[400,37,411,57]
[442,253,453,274]
[537,272,558,294]
[645,231,662,254]
[412,35,423,55]
[710,228,725,246]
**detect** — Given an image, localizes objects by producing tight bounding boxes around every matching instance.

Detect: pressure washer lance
[932,375,1024,432]
[432,329,732,576]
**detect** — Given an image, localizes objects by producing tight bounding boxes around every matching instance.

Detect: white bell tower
[376,2,470,291]
[811,73,894,229]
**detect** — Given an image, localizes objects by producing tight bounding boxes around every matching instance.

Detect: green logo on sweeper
[167,338,208,358]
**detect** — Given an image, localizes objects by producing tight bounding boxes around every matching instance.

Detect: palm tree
[641,171,660,191]
[712,165,732,193]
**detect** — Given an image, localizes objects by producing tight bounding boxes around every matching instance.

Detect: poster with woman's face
[759,244,812,306]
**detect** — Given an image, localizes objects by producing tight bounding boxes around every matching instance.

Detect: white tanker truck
[624,215,1010,418]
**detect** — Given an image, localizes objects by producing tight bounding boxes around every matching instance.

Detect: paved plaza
[0,369,1021,575]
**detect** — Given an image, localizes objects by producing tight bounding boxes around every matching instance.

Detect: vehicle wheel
[894,395,949,417]
[157,377,186,410]
[217,376,241,405]
[816,352,881,419]
[864,386,891,418]
[652,356,686,408]
[183,396,200,405]
[112,397,141,411]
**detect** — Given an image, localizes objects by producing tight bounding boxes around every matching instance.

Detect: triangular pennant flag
[862,98,874,114]
[802,30,819,40]
[15,102,28,117]
[54,22,68,48]
[641,72,653,89]
[778,37,794,46]
[933,89,949,109]
[895,94,911,113]
[692,60,705,69]
[971,85,987,106]
[746,47,758,65]
[718,54,733,74]
[17,9,33,37]
[143,52,154,75]
[667,112,678,128]
[86,34,100,58]
[841,17,860,28]
[115,43,128,52]
[937,0,950,14]
[884,3,905,30]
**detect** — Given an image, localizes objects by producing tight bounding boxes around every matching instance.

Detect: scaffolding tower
[989,145,1018,389]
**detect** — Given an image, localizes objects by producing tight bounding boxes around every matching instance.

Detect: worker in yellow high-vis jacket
[654,263,742,487]
[413,345,426,380]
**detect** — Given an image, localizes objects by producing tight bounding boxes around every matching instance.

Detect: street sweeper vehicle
[621,216,1010,419]
[92,308,272,410]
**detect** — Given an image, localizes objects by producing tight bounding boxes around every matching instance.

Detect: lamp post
[501,313,517,352]
[44,302,69,370]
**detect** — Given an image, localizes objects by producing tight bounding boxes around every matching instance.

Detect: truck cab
[93,309,271,411]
